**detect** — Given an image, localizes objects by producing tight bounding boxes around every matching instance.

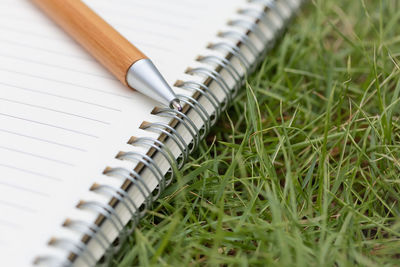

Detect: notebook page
[0,0,244,266]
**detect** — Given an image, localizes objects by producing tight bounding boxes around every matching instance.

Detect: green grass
[108,0,400,266]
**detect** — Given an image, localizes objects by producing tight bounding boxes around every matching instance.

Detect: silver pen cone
[126,59,179,108]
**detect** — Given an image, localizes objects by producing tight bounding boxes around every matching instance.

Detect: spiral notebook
[0,0,302,266]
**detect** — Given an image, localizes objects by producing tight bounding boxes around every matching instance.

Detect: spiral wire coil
[35,0,303,265]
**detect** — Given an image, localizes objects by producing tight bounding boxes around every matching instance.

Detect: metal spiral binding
[237,7,280,54]
[196,55,242,95]
[36,1,303,265]
[34,256,69,267]
[186,67,232,108]
[90,184,138,225]
[77,201,125,234]
[49,238,97,267]
[140,121,190,163]
[208,42,252,71]
[176,94,211,136]
[250,0,287,23]
[219,31,259,59]
[35,238,96,267]
[63,219,110,251]
[176,80,223,121]
[229,19,268,45]
[116,151,166,196]
[151,107,200,151]
[104,167,153,214]
[129,136,177,185]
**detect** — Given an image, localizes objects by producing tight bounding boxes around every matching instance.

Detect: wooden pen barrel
[33,0,146,86]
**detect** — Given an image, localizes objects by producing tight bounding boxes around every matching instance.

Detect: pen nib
[171,100,183,111]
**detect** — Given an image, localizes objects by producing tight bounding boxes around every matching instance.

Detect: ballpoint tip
[171,100,183,111]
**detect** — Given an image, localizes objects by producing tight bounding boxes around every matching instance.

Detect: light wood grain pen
[32,0,182,110]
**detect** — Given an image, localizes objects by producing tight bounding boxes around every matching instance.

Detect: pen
[32,0,182,110]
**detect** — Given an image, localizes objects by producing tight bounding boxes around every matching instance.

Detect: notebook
[0,0,302,266]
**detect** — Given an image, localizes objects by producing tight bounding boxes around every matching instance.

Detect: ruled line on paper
[0,5,56,23]
[0,8,181,54]
[0,219,21,230]
[0,38,93,61]
[0,19,176,55]
[0,113,99,138]
[0,145,75,167]
[0,181,51,198]
[118,38,176,54]
[0,199,38,214]
[0,128,88,152]
[114,24,181,42]
[93,0,203,20]
[166,0,208,10]
[90,6,191,31]
[125,0,209,10]
[0,68,132,99]
[0,82,122,112]
[0,97,111,125]
[2,0,205,18]
[0,240,8,248]
[0,163,62,182]
[0,54,116,80]
[1,0,209,19]
[0,23,71,42]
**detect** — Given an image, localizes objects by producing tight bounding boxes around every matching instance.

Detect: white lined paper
[0,0,244,266]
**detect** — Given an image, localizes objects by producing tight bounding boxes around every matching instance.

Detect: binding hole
[138,202,147,214]
[164,167,174,186]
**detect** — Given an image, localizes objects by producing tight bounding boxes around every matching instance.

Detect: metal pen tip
[171,100,183,111]
[126,59,182,110]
